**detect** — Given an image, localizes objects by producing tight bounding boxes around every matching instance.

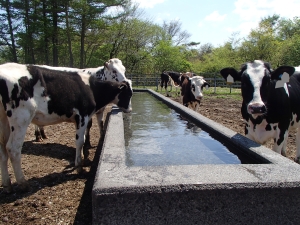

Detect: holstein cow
[34,58,129,145]
[0,63,132,192]
[180,73,210,111]
[160,71,182,96]
[220,60,300,160]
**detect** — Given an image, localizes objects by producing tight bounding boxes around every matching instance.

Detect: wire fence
[127,73,241,94]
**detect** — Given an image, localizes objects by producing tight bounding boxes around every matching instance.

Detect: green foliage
[152,40,192,73]
[0,0,299,75]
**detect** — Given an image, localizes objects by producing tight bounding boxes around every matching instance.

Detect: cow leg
[34,125,47,142]
[6,118,31,192]
[0,104,12,192]
[40,126,47,139]
[295,128,300,163]
[84,118,92,148]
[281,134,288,157]
[96,107,106,138]
[34,125,43,142]
[272,131,288,155]
[0,143,12,193]
[74,116,89,173]
[165,82,169,96]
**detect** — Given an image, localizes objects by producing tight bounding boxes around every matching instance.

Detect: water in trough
[123,92,242,167]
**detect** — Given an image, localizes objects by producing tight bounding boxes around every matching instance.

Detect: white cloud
[228,0,300,42]
[205,11,227,22]
[132,0,165,8]
[226,21,258,36]
[234,0,300,22]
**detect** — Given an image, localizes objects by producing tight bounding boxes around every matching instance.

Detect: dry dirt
[0,95,297,225]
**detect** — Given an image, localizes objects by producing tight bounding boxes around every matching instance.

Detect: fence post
[214,72,217,94]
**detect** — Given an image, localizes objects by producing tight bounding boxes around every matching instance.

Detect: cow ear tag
[227,74,234,84]
[275,72,289,88]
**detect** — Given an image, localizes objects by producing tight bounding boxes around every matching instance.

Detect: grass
[134,86,242,101]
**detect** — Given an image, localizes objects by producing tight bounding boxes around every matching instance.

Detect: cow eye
[113,70,117,73]
[192,84,195,90]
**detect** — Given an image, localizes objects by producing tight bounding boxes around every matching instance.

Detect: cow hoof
[17,182,30,193]
[76,166,83,173]
[84,143,92,149]
[294,157,300,164]
[2,184,13,194]
[35,137,43,142]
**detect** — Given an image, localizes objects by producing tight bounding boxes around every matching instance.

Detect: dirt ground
[0,94,297,225]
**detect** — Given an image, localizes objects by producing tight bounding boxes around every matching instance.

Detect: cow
[0,63,132,193]
[160,71,182,96]
[180,73,210,111]
[34,58,129,145]
[220,60,300,160]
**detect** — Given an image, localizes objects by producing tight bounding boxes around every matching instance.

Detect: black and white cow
[0,63,132,192]
[160,71,182,96]
[35,58,129,145]
[180,73,210,111]
[220,60,300,160]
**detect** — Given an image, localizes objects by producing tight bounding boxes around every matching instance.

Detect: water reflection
[124,92,241,167]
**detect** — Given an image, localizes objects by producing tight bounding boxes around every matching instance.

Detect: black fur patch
[75,115,80,129]
[0,79,9,111]
[11,126,14,132]
[265,124,271,131]
[245,126,248,135]
[7,110,12,117]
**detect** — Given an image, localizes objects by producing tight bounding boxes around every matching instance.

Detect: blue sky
[132,0,300,47]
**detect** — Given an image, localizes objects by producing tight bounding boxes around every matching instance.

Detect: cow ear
[220,67,240,82]
[271,66,295,80]
[104,62,109,69]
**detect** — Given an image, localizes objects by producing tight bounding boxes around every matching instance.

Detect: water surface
[124,92,241,166]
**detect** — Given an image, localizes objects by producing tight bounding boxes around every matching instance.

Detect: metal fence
[127,73,241,93]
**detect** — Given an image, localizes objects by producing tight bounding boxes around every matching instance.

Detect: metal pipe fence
[127,73,241,93]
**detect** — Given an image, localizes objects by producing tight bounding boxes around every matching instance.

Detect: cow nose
[248,103,266,114]
[122,107,132,113]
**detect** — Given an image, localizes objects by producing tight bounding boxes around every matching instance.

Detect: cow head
[189,76,210,101]
[104,58,126,82]
[115,79,133,113]
[220,60,295,119]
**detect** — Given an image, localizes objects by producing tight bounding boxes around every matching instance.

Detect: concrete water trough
[92,89,300,225]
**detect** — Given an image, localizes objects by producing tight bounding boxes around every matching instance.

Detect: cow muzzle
[120,107,132,113]
[247,103,266,115]
[195,95,203,101]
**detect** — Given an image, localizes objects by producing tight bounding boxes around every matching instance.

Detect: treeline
[0,1,299,74]
[194,15,300,73]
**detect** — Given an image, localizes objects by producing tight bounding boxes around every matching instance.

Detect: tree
[162,20,191,46]
[0,0,18,62]
[152,40,192,73]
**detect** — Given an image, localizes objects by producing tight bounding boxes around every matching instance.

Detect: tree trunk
[80,14,86,69]
[65,2,73,67]
[42,1,49,65]
[5,0,18,62]
[52,0,58,66]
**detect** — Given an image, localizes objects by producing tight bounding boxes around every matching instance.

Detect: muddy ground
[0,95,297,224]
